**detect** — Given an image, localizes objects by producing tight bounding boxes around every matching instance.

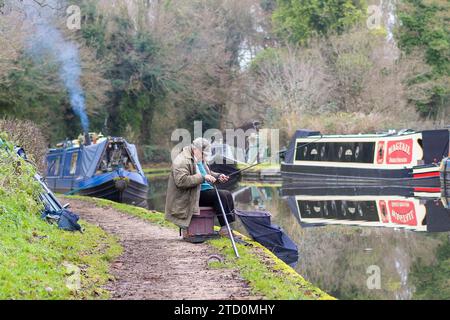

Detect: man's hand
[218,174,230,183]
[205,175,217,184]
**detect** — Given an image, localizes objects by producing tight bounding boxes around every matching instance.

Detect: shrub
[287,111,437,137]
[0,119,48,173]
[142,145,171,164]
[0,143,42,219]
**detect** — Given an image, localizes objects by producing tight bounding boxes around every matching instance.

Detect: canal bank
[64,196,334,300]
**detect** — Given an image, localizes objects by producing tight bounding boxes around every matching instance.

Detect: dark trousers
[199,189,235,227]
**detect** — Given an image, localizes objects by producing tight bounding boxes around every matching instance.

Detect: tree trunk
[140,100,155,145]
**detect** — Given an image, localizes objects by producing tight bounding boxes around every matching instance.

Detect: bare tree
[0,119,48,172]
[230,26,437,136]
[326,27,431,123]
[242,45,335,135]
[0,5,26,79]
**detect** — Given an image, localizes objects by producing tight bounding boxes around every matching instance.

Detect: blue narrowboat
[45,135,148,207]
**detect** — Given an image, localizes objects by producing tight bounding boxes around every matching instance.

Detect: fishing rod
[272,134,325,156]
[224,134,324,177]
[208,180,240,258]
[290,134,324,152]
[227,162,262,177]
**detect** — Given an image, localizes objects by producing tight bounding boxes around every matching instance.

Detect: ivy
[397,0,450,117]
[273,0,367,44]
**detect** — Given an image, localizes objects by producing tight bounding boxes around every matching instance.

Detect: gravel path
[66,199,259,300]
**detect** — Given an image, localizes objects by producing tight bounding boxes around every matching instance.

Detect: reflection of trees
[296,220,443,299]
[147,177,168,212]
[410,234,450,300]
[234,186,444,299]
[285,213,441,299]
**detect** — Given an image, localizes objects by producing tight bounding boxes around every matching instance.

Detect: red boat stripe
[413,172,440,179]
[414,187,441,193]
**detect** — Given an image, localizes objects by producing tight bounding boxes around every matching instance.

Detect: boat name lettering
[388,201,417,226]
[391,210,415,223]
[386,139,413,165]
[388,142,411,156]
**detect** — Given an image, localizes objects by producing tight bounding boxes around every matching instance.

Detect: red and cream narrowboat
[281,129,449,187]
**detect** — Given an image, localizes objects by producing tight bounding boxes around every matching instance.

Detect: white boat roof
[297,131,419,139]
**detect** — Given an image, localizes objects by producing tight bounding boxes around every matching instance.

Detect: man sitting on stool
[165,137,236,237]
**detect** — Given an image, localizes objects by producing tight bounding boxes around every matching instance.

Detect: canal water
[147,176,450,300]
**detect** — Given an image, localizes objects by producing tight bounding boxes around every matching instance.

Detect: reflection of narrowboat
[283,188,450,232]
[45,135,148,207]
[282,129,449,187]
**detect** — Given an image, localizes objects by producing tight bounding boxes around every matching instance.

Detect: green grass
[238,181,282,188]
[0,143,122,300]
[236,163,280,172]
[207,236,335,300]
[67,195,334,300]
[0,219,122,300]
[142,166,171,173]
[146,172,170,178]
[142,167,171,178]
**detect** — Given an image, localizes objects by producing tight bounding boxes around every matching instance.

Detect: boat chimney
[84,132,92,146]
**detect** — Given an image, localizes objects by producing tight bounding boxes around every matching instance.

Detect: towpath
[65,198,259,300]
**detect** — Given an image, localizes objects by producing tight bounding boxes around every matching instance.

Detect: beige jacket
[164,146,220,228]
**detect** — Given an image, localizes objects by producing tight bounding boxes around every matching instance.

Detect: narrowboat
[282,186,450,232]
[45,134,148,207]
[282,129,449,188]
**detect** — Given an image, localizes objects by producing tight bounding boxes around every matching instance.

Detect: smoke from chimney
[23,0,89,133]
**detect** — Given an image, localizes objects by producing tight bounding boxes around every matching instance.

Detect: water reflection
[231,182,450,300]
[147,177,168,211]
[281,185,450,233]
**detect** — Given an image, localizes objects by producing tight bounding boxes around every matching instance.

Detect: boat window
[295,142,376,163]
[298,200,378,221]
[69,152,78,175]
[98,142,137,173]
[47,156,61,176]
[62,152,79,176]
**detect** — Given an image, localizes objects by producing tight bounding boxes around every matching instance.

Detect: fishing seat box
[182,207,217,243]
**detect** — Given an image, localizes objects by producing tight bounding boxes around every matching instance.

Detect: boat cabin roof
[298,132,410,139]
[295,129,449,140]
[48,146,80,154]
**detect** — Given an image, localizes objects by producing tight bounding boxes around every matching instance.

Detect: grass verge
[236,163,280,172]
[208,236,335,300]
[142,167,170,179]
[147,172,170,178]
[0,218,122,300]
[238,181,282,188]
[143,166,171,174]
